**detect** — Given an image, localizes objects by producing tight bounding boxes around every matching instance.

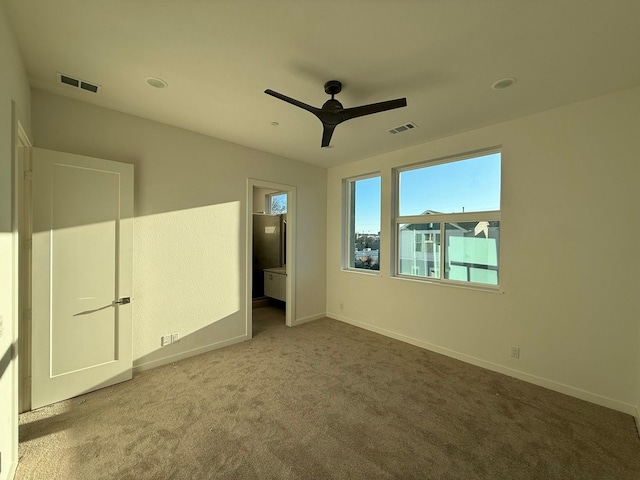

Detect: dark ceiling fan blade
[341,98,407,121]
[266,81,408,148]
[264,89,320,115]
[321,124,337,148]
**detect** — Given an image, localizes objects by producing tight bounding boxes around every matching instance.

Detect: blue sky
[354,176,382,233]
[354,153,501,233]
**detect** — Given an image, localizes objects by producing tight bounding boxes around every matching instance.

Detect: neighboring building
[353,233,380,270]
[399,211,499,284]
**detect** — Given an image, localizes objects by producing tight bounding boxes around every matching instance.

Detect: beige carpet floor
[16,307,640,479]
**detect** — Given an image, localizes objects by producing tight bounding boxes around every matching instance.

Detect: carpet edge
[327,312,637,417]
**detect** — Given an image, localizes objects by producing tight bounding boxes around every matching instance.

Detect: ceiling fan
[265,80,407,148]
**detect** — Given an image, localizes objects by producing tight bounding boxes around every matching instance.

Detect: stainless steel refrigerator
[252,214,286,298]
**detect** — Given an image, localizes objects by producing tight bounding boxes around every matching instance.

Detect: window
[395,151,501,286]
[415,233,423,252]
[267,192,287,214]
[345,174,381,271]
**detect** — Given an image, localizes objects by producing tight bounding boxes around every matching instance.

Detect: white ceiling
[4,0,640,168]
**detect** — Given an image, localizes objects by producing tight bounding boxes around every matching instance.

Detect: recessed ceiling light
[491,77,517,90]
[146,77,168,89]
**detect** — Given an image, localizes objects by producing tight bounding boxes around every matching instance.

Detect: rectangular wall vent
[389,122,418,134]
[57,72,101,94]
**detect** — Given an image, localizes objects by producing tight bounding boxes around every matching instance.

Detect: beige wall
[0,3,31,478]
[31,89,326,371]
[327,87,640,415]
[253,187,273,213]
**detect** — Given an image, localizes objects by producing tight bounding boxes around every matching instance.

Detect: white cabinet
[264,270,286,301]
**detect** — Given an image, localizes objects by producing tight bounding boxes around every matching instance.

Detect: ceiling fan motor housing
[322,98,344,112]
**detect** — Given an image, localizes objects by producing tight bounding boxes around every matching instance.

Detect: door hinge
[24,170,32,182]
[24,238,32,249]
[24,309,32,321]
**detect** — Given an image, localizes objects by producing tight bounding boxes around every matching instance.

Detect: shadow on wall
[29,198,246,390]
[0,341,17,383]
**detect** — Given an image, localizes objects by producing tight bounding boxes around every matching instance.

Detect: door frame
[246,179,296,336]
[13,104,31,414]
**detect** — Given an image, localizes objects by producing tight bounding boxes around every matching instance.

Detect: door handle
[114,297,131,305]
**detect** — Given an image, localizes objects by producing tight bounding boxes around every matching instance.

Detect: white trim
[6,462,17,480]
[11,103,31,479]
[394,145,502,173]
[340,268,382,277]
[291,313,325,326]
[328,312,638,416]
[132,334,249,373]
[343,172,382,272]
[17,131,32,414]
[247,179,297,333]
[397,211,501,224]
[391,273,503,294]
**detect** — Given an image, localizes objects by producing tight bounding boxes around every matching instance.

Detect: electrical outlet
[510,346,520,358]
[171,333,179,343]
[161,335,171,347]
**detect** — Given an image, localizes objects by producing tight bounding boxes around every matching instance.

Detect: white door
[31,148,134,409]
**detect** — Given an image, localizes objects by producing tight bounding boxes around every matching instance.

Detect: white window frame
[343,172,381,273]
[392,149,501,289]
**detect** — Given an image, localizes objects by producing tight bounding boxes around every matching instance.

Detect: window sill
[392,274,504,294]
[341,268,382,277]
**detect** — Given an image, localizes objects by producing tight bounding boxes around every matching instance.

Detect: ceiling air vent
[389,122,417,134]
[57,73,102,94]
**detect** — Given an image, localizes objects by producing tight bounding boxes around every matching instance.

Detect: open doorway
[247,179,296,338]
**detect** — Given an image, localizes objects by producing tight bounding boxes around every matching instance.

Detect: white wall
[253,187,275,213]
[31,89,326,371]
[327,87,640,416]
[0,3,31,478]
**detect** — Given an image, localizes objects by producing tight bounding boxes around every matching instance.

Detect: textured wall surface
[326,87,640,415]
[31,89,327,370]
[0,3,31,479]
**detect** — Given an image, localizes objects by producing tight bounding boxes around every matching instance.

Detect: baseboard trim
[132,334,249,374]
[3,460,17,480]
[328,312,637,416]
[292,312,325,327]
[0,462,18,480]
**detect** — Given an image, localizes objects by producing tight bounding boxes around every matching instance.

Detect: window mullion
[439,222,445,280]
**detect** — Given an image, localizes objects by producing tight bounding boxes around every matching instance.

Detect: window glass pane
[348,176,380,270]
[270,193,287,214]
[445,221,499,285]
[399,153,501,216]
[398,223,441,278]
